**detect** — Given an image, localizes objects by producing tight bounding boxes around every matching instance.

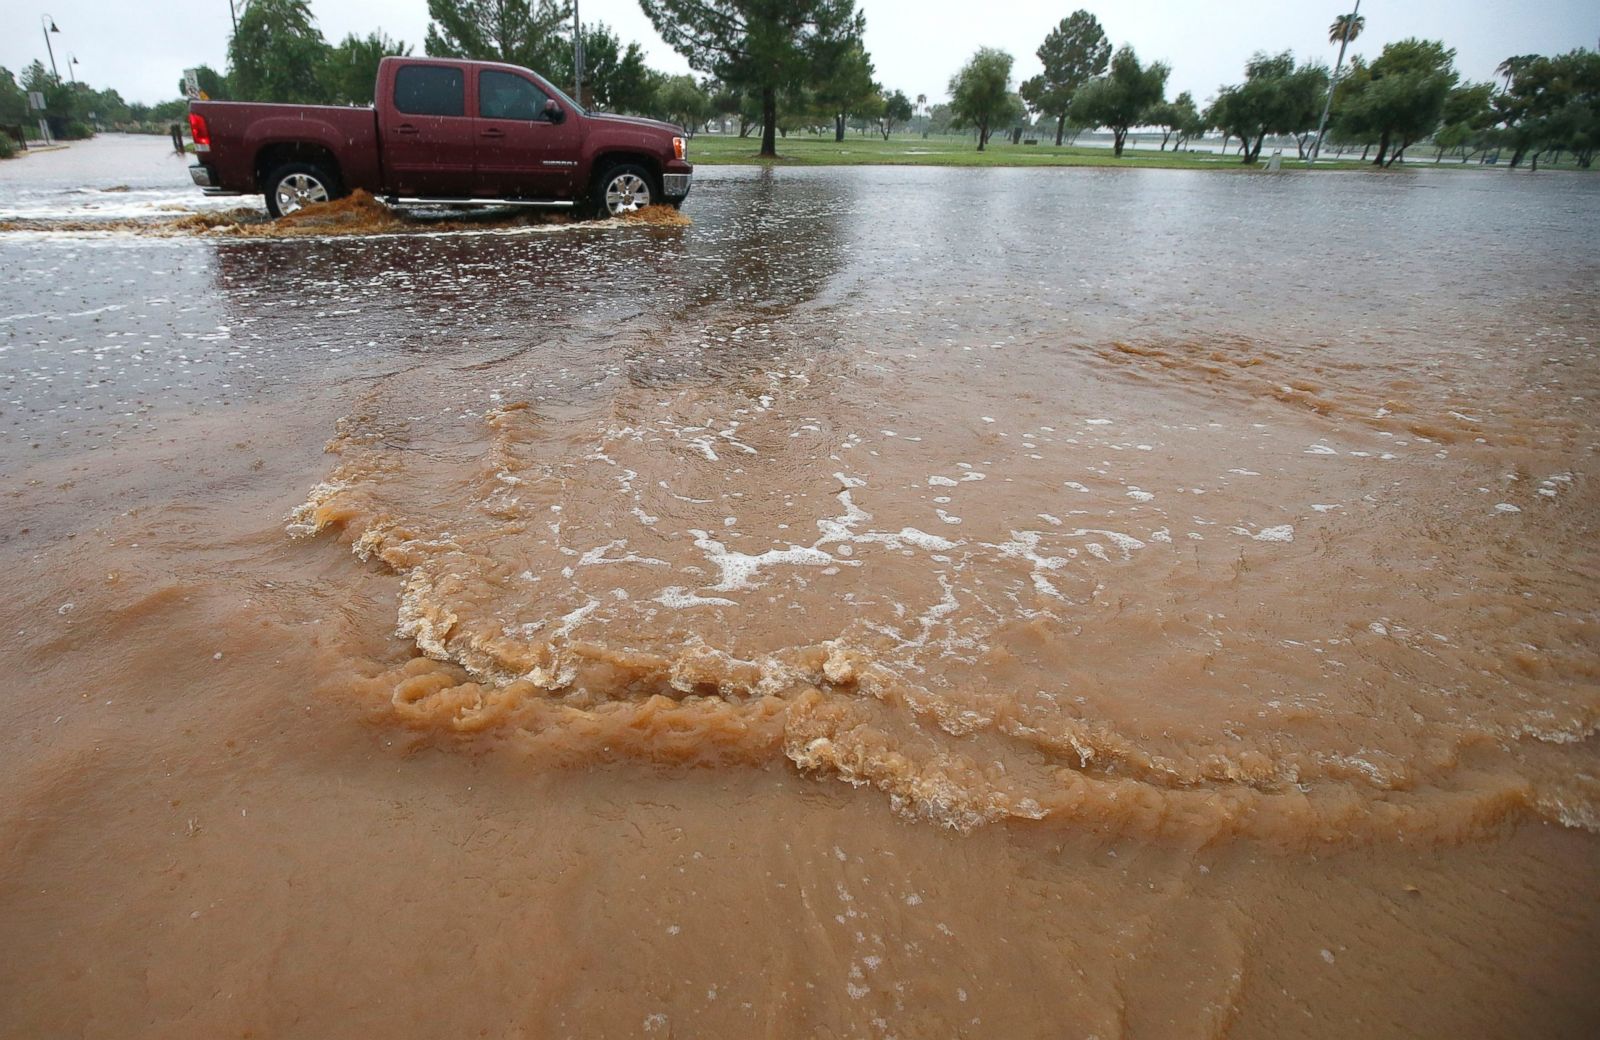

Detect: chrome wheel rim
[604,173,651,215]
[275,173,329,215]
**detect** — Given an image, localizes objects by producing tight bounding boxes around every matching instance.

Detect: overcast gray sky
[4,0,1595,106]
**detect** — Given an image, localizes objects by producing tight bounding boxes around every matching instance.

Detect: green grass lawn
[687,133,1379,171]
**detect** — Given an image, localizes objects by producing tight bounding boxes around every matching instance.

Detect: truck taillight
[188,112,211,152]
[673,136,685,161]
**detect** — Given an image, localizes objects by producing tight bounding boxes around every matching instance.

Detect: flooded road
[3,138,1598,1037]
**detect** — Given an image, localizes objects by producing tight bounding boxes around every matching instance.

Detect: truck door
[473,69,581,200]
[381,63,476,197]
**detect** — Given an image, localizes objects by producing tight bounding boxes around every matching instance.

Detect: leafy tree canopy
[1018,10,1110,146]
[424,0,572,78]
[639,0,865,156]
[1333,38,1457,165]
[228,0,332,104]
[326,32,409,106]
[947,47,1014,151]
[1206,51,1328,163]
[1070,45,1168,156]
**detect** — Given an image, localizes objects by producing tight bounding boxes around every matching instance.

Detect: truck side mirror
[543,98,563,123]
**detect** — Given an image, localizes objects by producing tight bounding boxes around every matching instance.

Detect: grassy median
[685,133,1383,170]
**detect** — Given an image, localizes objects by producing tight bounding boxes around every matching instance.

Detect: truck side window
[394,66,465,118]
[479,70,549,122]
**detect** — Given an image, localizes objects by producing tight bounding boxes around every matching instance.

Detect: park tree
[326,32,409,105]
[652,73,713,133]
[424,0,572,77]
[879,89,913,138]
[1494,50,1600,168]
[545,23,654,111]
[812,39,876,141]
[1334,38,1457,166]
[1070,45,1168,157]
[948,47,1013,151]
[228,0,331,104]
[1432,81,1494,161]
[639,0,867,157]
[1018,11,1110,147]
[1206,51,1327,163]
[1145,90,1202,150]
[23,60,93,134]
[1,68,30,126]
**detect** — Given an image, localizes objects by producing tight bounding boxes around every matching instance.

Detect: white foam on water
[653,587,737,609]
[577,539,668,568]
[1231,524,1295,542]
[689,530,836,591]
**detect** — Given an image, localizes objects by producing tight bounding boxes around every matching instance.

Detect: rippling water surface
[3,138,1598,1038]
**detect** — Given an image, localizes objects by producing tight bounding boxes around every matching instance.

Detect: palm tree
[1309,4,1364,163]
[1329,12,1364,46]
[1495,55,1536,91]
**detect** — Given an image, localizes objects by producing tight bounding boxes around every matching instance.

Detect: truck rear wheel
[264,161,343,219]
[592,163,655,219]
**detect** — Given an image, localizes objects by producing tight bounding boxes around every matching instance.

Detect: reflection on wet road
[3,143,1598,1038]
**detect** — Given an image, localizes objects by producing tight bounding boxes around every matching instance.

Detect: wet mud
[0,188,689,238]
[2,148,1598,1038]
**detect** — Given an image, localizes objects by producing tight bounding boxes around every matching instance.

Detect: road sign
[183,69,202,100]
[28,91,45,110]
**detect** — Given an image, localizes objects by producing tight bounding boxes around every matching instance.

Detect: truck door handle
[395,124,418,135]
[481,128,505,138]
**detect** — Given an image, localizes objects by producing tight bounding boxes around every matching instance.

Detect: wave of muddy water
[4,146,1599,1038]
[288,316,1600,841]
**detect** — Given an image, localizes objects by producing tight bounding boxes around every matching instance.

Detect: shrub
[0,134,16,159]
[62,120,95,140]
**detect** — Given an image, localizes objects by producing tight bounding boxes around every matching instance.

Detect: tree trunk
[1372,131,1390,166]
[1509,144,1526,168]
[1113,128,1126,157]
[1055,114,1065,147]
[760,87,777,157]
[1159,131,1170,151]
[976,122,986,151]
[1361,143,1370,161]
[834,113,845,143]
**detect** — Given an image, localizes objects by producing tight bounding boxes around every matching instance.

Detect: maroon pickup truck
[187,56,692,219]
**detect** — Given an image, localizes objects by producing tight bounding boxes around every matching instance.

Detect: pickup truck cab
[187,56,692,219]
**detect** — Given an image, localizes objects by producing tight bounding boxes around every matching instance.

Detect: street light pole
[572,0,584,106]
[40,13,61,80]
[1308,0,1360,166]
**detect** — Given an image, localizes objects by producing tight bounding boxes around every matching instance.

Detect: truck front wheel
[264,161,343,219]
[592,163,655,219]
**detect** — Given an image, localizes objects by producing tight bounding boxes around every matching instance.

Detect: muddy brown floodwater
[3,141,1599,1038]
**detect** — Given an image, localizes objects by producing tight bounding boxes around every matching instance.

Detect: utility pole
[229,0,239,37]
[40,14,61,80]
[1308,0,1360,166]
[572,0,584,106]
